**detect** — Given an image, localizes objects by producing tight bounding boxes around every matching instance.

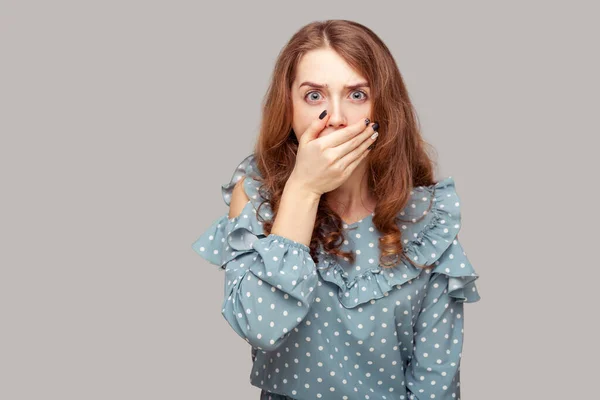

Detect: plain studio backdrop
[1,1,598,399]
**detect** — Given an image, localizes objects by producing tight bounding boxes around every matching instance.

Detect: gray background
[2,1,598,398]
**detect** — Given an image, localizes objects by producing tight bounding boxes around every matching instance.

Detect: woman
[192,19,481,400]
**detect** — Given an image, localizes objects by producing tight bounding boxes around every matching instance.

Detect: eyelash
[304,90,369,103]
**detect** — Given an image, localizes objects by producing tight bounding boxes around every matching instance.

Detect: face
[291,48,372,141]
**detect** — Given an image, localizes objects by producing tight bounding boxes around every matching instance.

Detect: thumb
[299,110,329,145]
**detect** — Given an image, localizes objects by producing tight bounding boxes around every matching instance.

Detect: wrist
[284,177,322,204]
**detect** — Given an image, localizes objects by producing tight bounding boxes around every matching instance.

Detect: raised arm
[192,173,321,351]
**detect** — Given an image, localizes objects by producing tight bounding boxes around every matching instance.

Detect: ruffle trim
[317,176,480,308]
[194,153,310,267]
[191,199,314,269]
[208,154,480,306]
[430,237,481,303]
[191,200,267,268]
[220,153,273,222]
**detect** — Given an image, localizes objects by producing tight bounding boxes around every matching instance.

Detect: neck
[325,161,376,215]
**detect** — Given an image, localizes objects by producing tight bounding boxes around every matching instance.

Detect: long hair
[251,19,438,270]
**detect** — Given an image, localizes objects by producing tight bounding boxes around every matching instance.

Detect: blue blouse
[191,153,481,400]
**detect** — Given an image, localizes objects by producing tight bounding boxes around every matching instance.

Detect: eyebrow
[298,81,370,90]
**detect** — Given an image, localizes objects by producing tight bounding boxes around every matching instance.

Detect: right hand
[289,111,379,197]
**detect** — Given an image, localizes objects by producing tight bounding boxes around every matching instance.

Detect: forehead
[294,48,367,87]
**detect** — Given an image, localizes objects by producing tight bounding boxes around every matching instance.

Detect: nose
[326,101,347,130]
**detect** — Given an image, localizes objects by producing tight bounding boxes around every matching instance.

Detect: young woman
[192,20,481,400]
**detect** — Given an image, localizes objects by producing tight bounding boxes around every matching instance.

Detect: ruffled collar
[222,153,465,308]
[315,176,461,308]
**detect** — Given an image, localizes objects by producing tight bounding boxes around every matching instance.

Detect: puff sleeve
[191,154,319,352]
[405,238,480,400]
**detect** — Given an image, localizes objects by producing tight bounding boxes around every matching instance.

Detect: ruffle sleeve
[317,176,481,308]
[191,153,272,268]
[429,236,480,303]
[221,153,272,221]
[191,154,319,352]
[191,200,266,268]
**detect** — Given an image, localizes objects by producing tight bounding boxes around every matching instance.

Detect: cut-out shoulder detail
[221,153,273,222]
[228,176,249,219]
[221,154,258,207]
[234,175,246,190]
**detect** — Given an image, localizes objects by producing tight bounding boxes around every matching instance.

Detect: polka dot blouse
[191,153,481,400]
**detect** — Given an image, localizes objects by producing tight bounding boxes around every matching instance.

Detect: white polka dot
[196,173,479,396]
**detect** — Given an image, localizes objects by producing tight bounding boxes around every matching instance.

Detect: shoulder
[400,176,481,302]
[220,153,257,206]
[394,176,474,274]
[220,153,272,220]
[228,175,250,219]
[397,176,461,238]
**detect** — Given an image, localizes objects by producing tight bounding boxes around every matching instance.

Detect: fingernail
[319,110,327,119]
[368,143,375,150]
[372,122,379,131]
[370,131,379,140]
[365,118,370,126]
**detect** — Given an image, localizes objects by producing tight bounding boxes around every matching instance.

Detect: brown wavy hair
[250,19,439,270]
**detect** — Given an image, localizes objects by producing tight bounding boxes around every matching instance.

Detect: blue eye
[304,90,369,103]
[306,91,322,101]
[351,90,368,100]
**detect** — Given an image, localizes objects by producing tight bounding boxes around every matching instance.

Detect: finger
[299,110,331,146]
[344,139,373,172]
[333,122,378,160]
[339,124,378,167]
[317,116,371,149]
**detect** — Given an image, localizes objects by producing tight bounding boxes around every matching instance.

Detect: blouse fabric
[191,153,481,400]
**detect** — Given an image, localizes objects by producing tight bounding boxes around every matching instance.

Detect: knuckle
[324,152,337,166]
[333,162,344,173]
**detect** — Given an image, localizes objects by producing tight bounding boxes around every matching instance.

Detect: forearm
[270,178,321,248]
[221,235,318,351]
